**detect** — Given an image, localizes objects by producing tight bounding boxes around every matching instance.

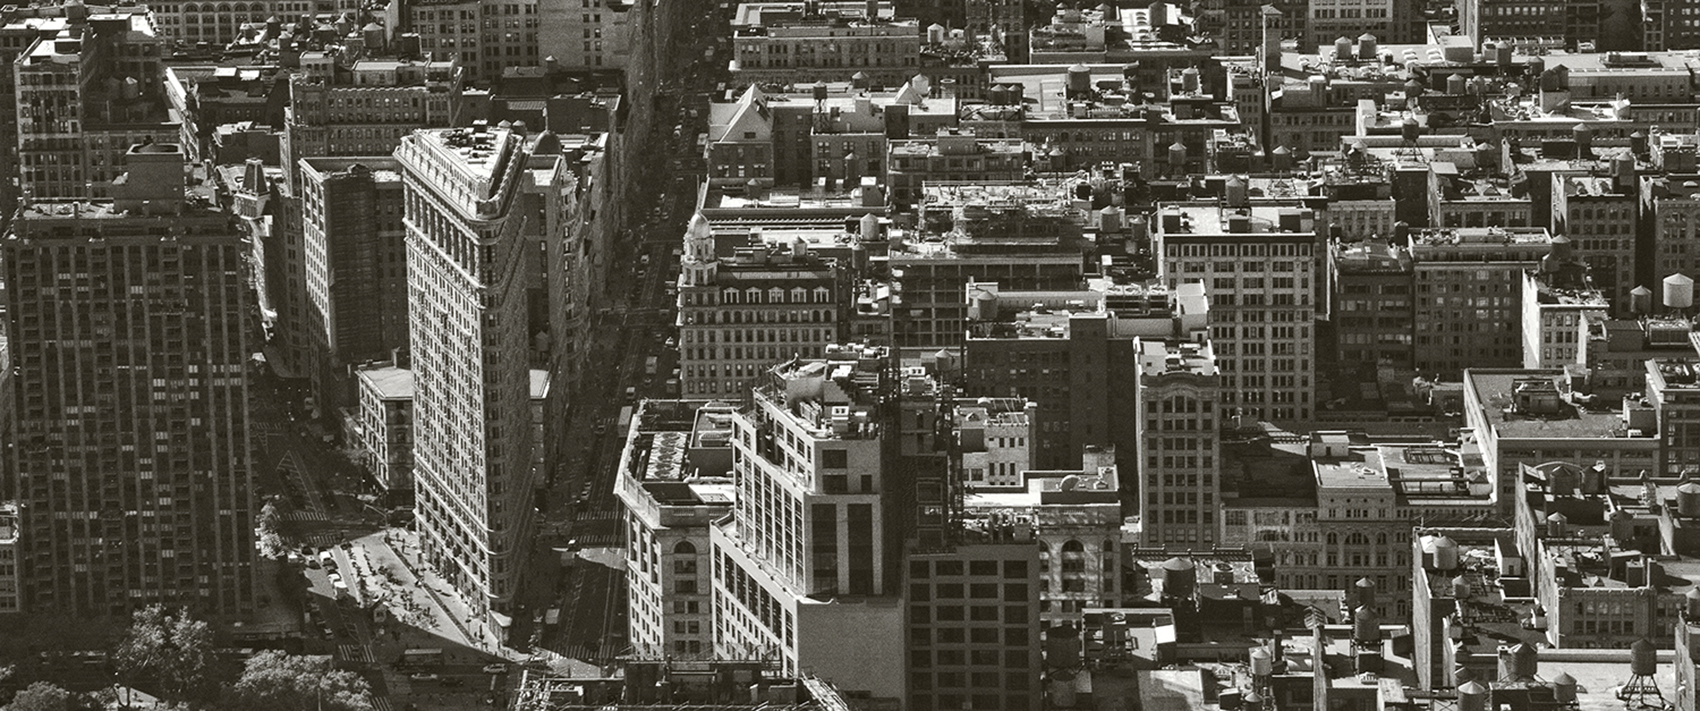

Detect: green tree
[6,681,72,711]
[112,604,214,702]
[257,500,285,559]
[223,651,372,711]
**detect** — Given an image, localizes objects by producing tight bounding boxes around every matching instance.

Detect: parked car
[483,664,508,674]
[409,673,440,682]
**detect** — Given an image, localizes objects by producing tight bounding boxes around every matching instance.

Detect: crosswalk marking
[298,531,344,548]
[337,644,374,664]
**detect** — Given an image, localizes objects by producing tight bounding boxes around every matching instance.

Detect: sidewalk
[373,529,525,660]
[353,530,478,654]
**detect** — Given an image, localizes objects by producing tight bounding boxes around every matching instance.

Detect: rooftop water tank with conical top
[1632,285,1654,314]
[1666,273,1694,309]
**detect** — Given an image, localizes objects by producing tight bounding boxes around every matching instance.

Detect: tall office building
[537,0,632,70]
[407,0,541,83]
[710,349,906,702]
[283,53,464,187]
[397,123,567,637]
[1134,336,1221,547]
[0,6,99,220]
[298,157,409,406]
[14,10,195,201]
[904,541,1042,711]
[1407,226,1550,377]
[1552,172,1639,313]
[1,143,255,617]
[617,400,736,659]
[1154,200,1320,423]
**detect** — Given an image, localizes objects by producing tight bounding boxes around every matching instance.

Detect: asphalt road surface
[507,0,728,662]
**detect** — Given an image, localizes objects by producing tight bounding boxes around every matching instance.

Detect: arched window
[1061,540,1086,573]
[673,540,698,575]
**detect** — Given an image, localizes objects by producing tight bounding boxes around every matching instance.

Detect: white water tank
[1667,273,1695,309]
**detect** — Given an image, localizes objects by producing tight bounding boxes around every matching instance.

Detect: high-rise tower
[397,123,569,638]
[2,143,254,617]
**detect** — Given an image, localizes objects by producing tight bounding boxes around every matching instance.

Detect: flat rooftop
[357,366,414,400]
[301,157,404,185]
[1410,227,1551,248]
[1563,175,1628,198]
[1314,454,1391,491]
[1136,339,1216,377]
[1137,670,1205,711]
[1467,371,1651,440]
[407,125,518,189]
[1154,202,1318,236]
[1542,51,1696,73]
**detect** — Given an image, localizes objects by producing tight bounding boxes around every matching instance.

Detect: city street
[507,0,725,661]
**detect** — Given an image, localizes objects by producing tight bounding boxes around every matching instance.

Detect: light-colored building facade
[284,55,464,187]
[351,365,415,506]
[730,1,920,88]
[676,213,845,399]
[617,401,736,660]
[145,0,333,45]
[963,446,1121,627]
[397,124,564,638]
[710,351,904,703]
[956,399,1037,487]
[1155,201,1319,423]
[1520,249,1607,370]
